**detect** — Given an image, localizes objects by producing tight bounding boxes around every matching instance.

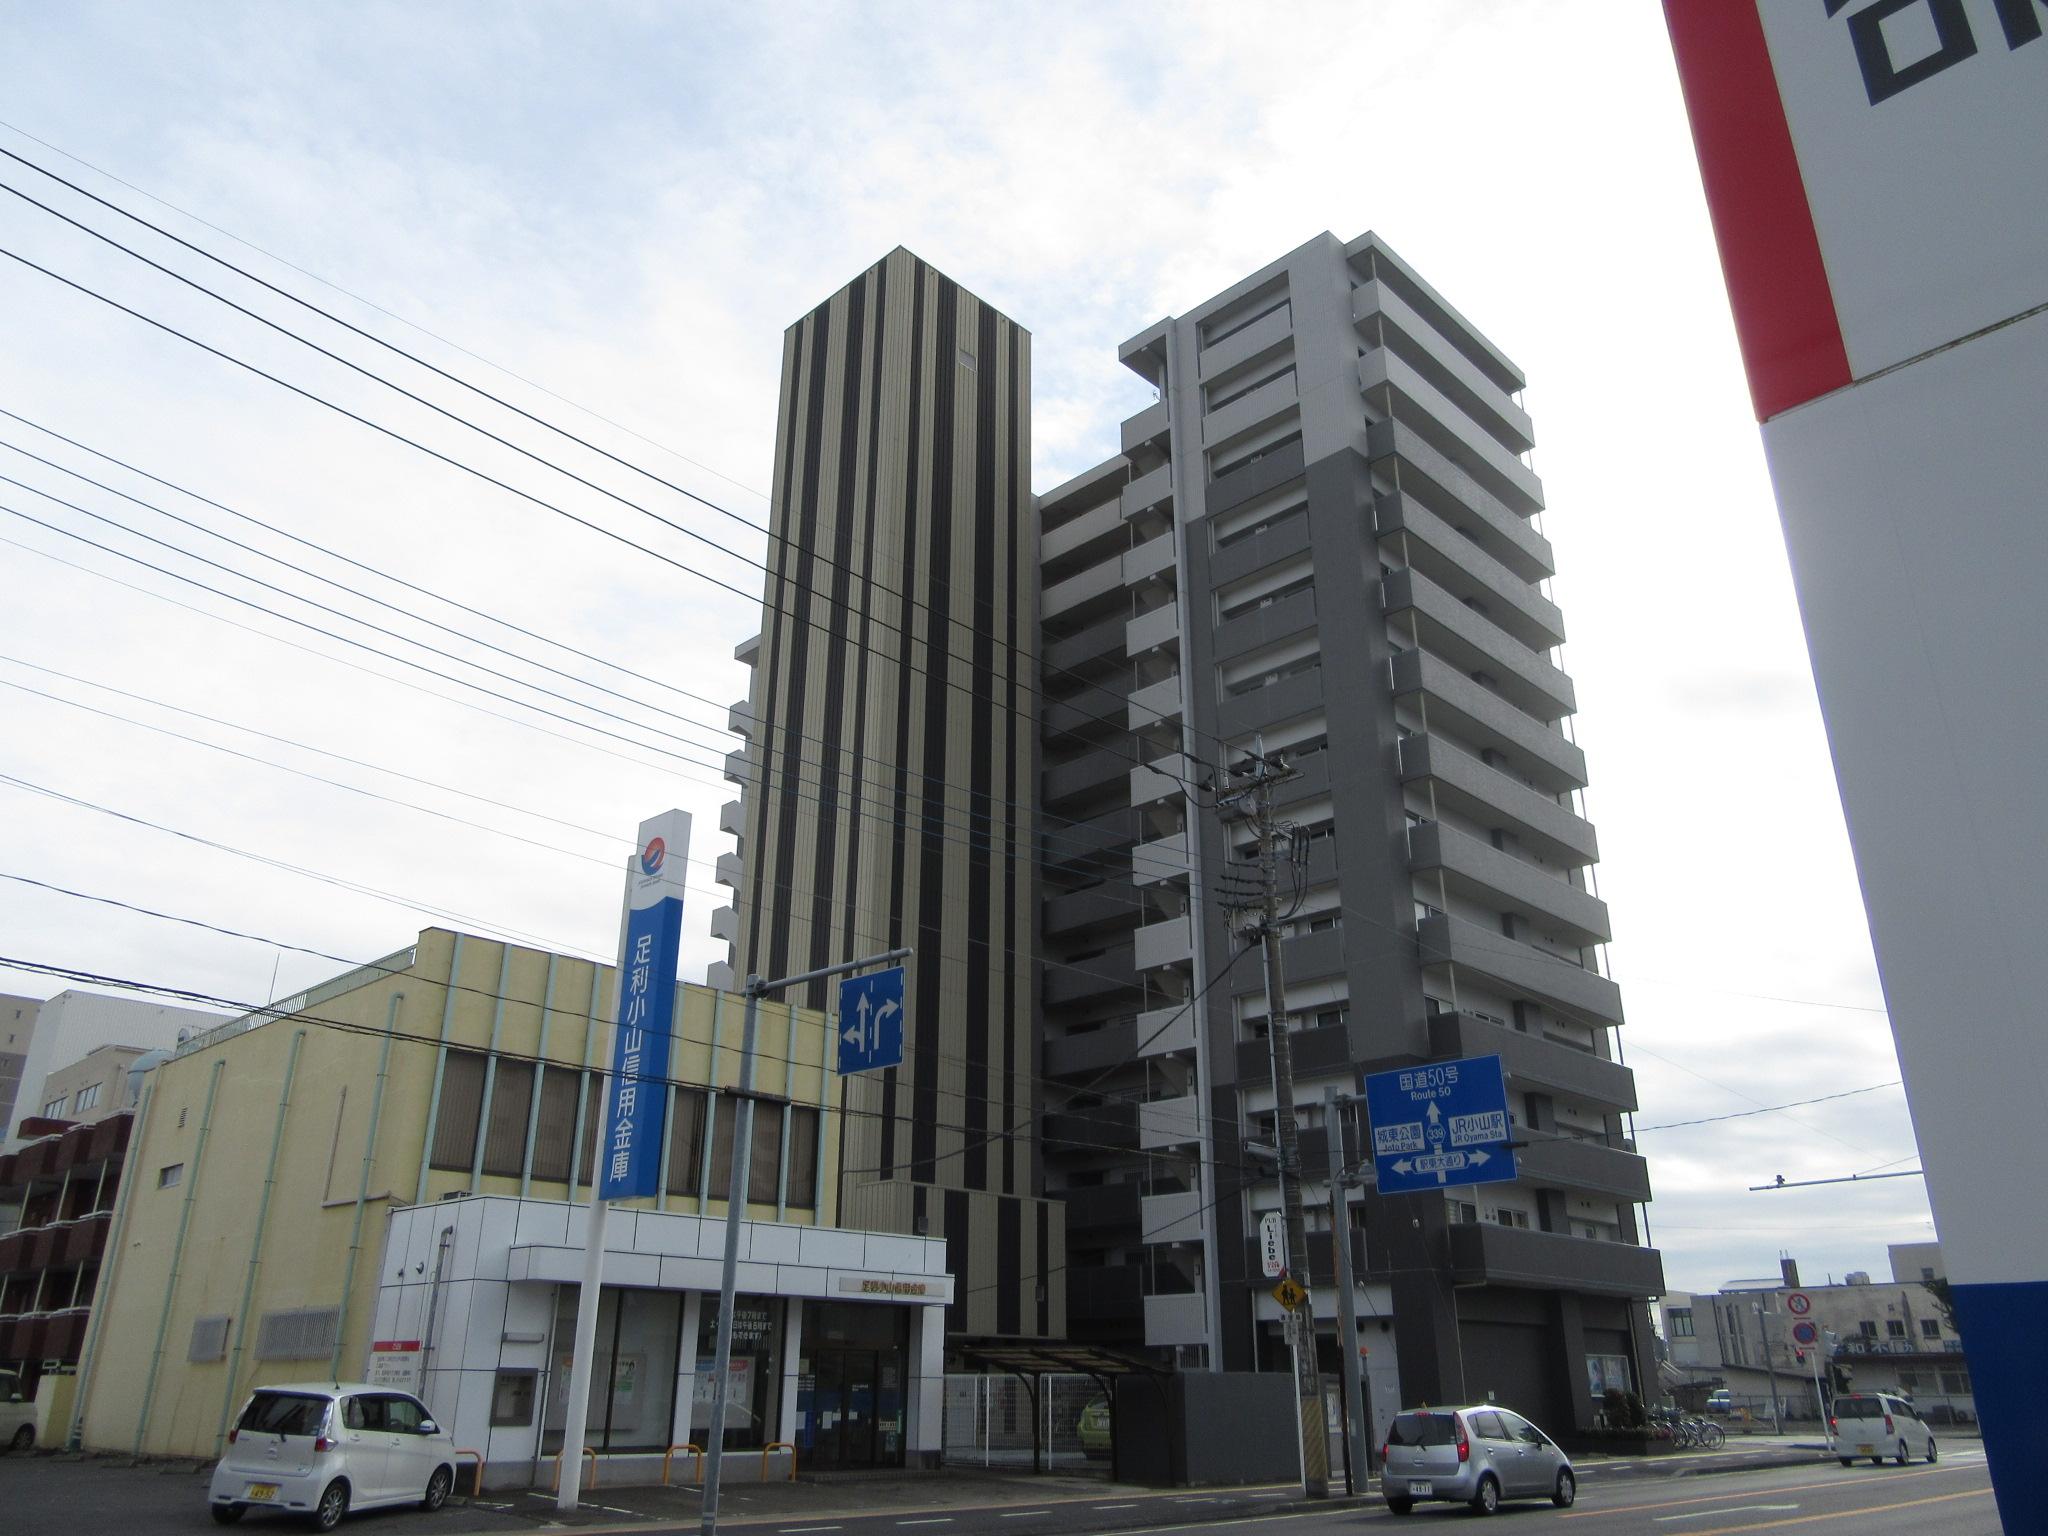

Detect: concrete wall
[4,991,220,1147]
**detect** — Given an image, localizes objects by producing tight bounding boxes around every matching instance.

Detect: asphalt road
[0,1448,2000,1536]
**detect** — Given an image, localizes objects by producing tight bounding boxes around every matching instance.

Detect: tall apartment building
[712,249,1063,1341]
[1036,232,1661,1434]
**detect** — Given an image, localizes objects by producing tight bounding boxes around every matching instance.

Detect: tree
[1923,1276,1961,1336]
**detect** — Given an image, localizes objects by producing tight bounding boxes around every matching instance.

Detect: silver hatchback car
[1381,1405,1576,1515]
[208,1383,458,1530]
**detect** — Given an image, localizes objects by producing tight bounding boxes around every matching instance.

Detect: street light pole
[699,947,909,1536]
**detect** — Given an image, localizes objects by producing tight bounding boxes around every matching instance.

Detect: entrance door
[809,1348,881,1469]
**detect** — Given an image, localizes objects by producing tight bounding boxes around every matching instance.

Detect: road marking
[1093,1503,1138,1510]
[1639,1487,1989,1535]
[997,1513,1051,1519]
[896,1522,954,1528]
[1564,1465,1959,1518]
[1654,1507,1800,1523]
[1173,1496,1220,1503]
[780,1527,843,1533]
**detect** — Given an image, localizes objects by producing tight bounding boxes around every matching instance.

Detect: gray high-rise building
[1036,232,1661,1432]
[712,249,1064,1341]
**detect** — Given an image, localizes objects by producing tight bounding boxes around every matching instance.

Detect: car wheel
[211,1506,246,1526]
[1552,1469,1576,1509]
[1470,1475,1500,1516]
[1894,1440,1910,1466]
[1838,1457,1855,1467]
[422,1465,452,1512]
[1385,1497,1413,1515]
[1926,1437,1938,1464]
[1869,1455,1884,1466]
[9,1424,33,1452]
[310,1479,349,1532]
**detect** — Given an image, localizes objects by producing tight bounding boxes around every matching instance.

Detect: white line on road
[1093,1503,1139,1510]
[1653,1506,1799,1523]
[780,1527,843,1533]
[897,1520,954,1527]
[998,1512,1052,1519]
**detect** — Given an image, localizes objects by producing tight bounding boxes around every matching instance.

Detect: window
[188,1314,230,1362]
[1919,1318,1941,1339]
[1469,1410,1509,1440]
[1492,1208,1529,1229]
[666,1087,709,1196]
[381,1394,425,1433]
[255,1306,341,1361]
[528,1068,581,1183]
[73,1083,101,1113]
[1453,1202,1478,1225]
[1921,1267,1936,1281]
[1859,1320,1878,1338]
[1887,1319,1907,1338]
[1668,1308,1695,1339]
[158,1164,184,1189]
[480,1059,535,1178]
[428,1049,487,1171]
[786,1106,820,1208]
[43,1097,65,1118]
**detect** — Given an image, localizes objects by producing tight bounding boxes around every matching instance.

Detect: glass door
[808,1348,880,1468]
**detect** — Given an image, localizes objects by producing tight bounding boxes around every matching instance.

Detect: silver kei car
[208,1383,458,1530]
[1381,1405,1576,1515]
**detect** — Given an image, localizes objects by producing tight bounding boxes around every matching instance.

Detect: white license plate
[245,1484,280,1502]
[1855,1443,1875,1456]
[1407,1480,1433,1496]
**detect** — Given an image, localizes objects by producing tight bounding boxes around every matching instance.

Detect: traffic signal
[1794,1348,1806,1364]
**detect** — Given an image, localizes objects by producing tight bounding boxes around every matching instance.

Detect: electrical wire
[1631,1081,1903,1133]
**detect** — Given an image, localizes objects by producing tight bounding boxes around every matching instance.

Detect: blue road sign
[1363,1054,1518,1195]
[837,966,905,1075]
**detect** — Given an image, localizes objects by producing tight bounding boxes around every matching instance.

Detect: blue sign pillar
[1363,1054,1518,1196]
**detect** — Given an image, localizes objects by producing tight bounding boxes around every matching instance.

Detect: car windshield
[238,1392,329,1437]
[1388,1412,1460,1447]
[1834,1396,1885,1419]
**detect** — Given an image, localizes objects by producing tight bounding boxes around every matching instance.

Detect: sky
[0,1,1936,1295]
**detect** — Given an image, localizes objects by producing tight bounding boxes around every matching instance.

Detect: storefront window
[693,1295,782,1449]
[543,1286,686,1453]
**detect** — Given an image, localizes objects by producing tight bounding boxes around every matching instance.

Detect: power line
[1633,1080,1903,1132]
[0,416,1193,882]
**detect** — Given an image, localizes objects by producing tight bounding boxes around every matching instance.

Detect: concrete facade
[1037,232,1658,1436]
[33,1045,149,1128]
[710,249,1062,1343]
[0,995,39,1153]
[74,929,949,1473]
[3,990,220,1147]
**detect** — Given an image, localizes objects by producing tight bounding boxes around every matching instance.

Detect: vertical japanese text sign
[598,810,691,1201]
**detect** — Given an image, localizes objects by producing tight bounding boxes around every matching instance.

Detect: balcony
[1416,913,1623,1028]
[1242,1226,1369,1289]
[1119,460,1173,524]
[1125,603,1179,658]
[734,633,761,667]
[1042,880,1141,943]
[1130,756,1190,808]
[1203,372,1299,453]
[1121,398,1170,458]
[1060,1180,1143,1236]
[1042,1018,1140,1077]
[1375,491,1563,653]
[1208,502,1313,590]
[1407,822,1611,947]
[1040,494,1124,571]
[1399,733,1598,869]
[1365,418,1552,583]
[1447,1223,1664,1298]
[722,749,751,788]
[1042,557,1125,624]
[1359,347,1543,515]
[1217,665,1325,740]
[1043,946,1139,1008]
[1382,567,1575,722]
[1144,1291,1210,1347]
[1044,1100,1139,1156]
[1044,612,1129,678]
[1138,1094,1203,1149]
[1043,748,1130,813]
[59,1210,111,1265]
[1353,278,1533,454]
[1135,1004,1196,1059]
[1213,585,1318,665]
[1123,531,1177,587]
[714,852,744,889]
[1141,1190,1205,1245]
[1127,674,1184,731]
[1134,914,1193,972]
[718,799,746,837]
[1236,1022,1356,1088]
[1427,1012,1637,1113]
[727,699,755,738]
[1069,1265,1143,1328]
[709,906,740,944]
[1390,649,1587,794]
[1198,301,1292,383]
[1132,829,1188,889]
[1514,1134,1652,1204]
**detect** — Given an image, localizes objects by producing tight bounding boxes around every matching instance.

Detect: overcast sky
[0,1,1934,1294]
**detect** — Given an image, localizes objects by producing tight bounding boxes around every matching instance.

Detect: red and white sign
[368,1339,423,1392]
[1666,0,2048,421]
[1786,1292,1812,1317]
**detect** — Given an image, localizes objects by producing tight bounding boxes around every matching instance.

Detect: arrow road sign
[836,966,906,1076]
[1364,1054,1519,1196]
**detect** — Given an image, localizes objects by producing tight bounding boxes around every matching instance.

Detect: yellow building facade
[73,928,954,1476]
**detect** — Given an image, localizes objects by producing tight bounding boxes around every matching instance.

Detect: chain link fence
[941,1373,1109,1468]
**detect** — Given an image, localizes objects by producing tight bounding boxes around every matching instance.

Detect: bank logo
[639,837,666,877]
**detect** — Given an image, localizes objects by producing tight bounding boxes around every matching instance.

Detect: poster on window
[691,1357,754,1421]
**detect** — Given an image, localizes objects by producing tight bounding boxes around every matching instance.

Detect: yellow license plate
[246,1484,279,1501]
[1855,1444,1875,1456]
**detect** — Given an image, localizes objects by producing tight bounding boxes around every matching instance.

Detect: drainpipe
[416,934,466,1205]
[469,945,514,1192]
[67,1081,155,1449]
[215,1029,305,1452]
[420,1224,456,1409]
[334,992,402,1377]
[1162,314,1227,1366]
[134,1057,224,1454]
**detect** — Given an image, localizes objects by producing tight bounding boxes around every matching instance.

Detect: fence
[941,1374,1107,1468]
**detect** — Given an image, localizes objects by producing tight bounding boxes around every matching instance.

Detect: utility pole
[1323,1089,1372,1493]
[1752,1303,1783,1428]
[1221,745,1328,1499]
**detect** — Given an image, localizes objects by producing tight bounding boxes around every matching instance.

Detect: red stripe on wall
[1664,0,1850,421]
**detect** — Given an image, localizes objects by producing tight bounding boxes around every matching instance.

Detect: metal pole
[1245,750,1328,1499]
[701,946,908,1536]
[1324,1090,1371,1492]
[1756,1304,1782,1428]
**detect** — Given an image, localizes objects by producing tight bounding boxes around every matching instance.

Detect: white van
[1831,1391,1937,1467]
[1,1369,33,1451]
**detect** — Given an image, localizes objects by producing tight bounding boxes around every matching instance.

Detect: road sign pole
[1324,1089,1371,1493]
[699,946,908,1536]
